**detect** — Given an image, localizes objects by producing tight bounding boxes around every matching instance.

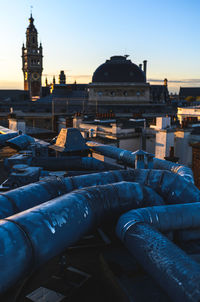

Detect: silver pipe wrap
[87,141,194,183]
[0,169,199,220]
[116,203,200,302]
[0,181,163,293]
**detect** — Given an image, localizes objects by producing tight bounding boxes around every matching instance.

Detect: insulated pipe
[30,157,119,171]
[0,181,164,293]
[116,204,200,302]
[116,201,200,241]
[87,141,194,183]
[121,169,199,204]
[64,170,109,176]
[117,223,200,302]
[87,141,135,167]
[116,203,200,237]
[0,176,67,218]
[153,158,194,184]
[0,169,199,220]
[64,169,200,205]
[0,171,127,219]
[0,132,18,146]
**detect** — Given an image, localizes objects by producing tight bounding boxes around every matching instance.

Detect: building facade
[88,56,150,111]
[22,14,43,100]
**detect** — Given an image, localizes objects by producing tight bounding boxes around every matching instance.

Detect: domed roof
[92,56,146,83]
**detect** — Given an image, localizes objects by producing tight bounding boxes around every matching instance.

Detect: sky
[0,0,200,93]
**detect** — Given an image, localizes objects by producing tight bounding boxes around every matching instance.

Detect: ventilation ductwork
[116,203,200,302]
[87,141,194,183]
[0,181,163,293]
[0,169,199,220]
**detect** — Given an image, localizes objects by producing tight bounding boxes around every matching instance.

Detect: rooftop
[0,126,199,302]
[92,56,146,83]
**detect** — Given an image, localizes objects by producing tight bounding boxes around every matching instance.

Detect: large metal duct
[0,181,163,293]
[116,204,200,302]
[87,141,194,183]
[0,176,67,218]
[0,169,199,220]
[119,169,199,205]
[30,156,119,171]
[87,141,135,167]
[153,157,194,183]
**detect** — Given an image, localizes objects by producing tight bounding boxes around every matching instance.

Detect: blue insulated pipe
[153,157,194,184]
[116,203,200,302]
[0,169,199,220]
[30,156,119,171]
[87,141,136,167]
[87,141,194,183]
[0,181,164,293]
[121,169,199,205]
[0,176,67,218]
[64,169,199,205]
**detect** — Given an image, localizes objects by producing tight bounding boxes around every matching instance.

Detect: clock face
[32,72,40,80]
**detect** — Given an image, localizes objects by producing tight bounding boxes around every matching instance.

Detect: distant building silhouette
[59,71,66,84]
[150,79,169,103]
[179,87,200,100]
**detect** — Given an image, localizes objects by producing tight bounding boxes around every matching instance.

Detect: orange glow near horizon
[1,76,200,94]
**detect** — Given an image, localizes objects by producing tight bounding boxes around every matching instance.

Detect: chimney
[59,70,66,84]
[164,78,168,86]
[146,153,154,169]
[139,64,142,70]
[143,60,147,80]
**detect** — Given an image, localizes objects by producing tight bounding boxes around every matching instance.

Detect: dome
[92,56,146,83]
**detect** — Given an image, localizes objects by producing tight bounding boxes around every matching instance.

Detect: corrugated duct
[87,141,194,183]
[116,203,200,302]
[0,169,199,219]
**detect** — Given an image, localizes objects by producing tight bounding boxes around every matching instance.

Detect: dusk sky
[0,0,200,92]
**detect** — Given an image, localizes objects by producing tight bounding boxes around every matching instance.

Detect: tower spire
[22,13,43,100]
[29,6,34,24]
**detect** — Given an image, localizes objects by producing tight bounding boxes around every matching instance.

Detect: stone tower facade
[22,14,43,99]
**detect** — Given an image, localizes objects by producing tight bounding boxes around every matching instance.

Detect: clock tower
[22,14,43,99]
